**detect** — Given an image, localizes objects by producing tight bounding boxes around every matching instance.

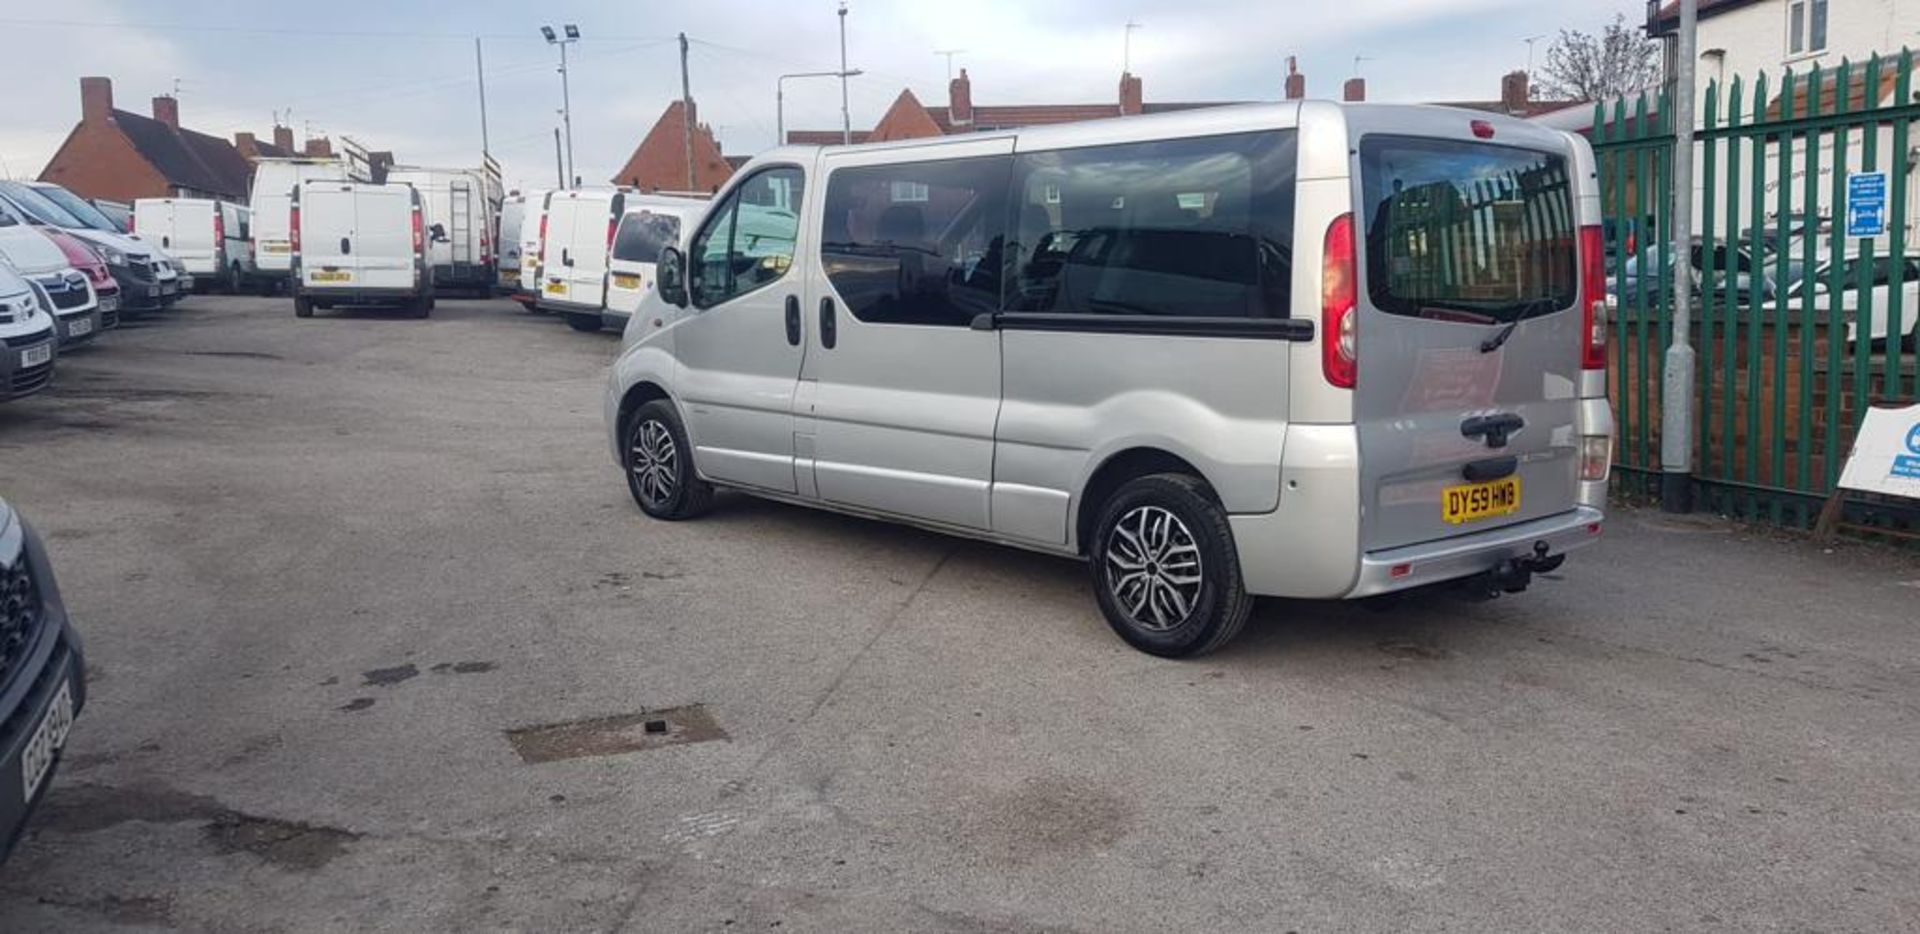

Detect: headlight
[95,244,127,266]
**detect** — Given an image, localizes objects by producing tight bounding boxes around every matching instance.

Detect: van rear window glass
[613,211,682,264]
[821,156,1010,326]
[1359,136,1576,324]
[1007,131,1296,319]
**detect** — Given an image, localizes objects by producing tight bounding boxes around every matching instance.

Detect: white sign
[1836,403,1920,498]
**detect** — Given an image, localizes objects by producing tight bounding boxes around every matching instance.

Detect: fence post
[1660,0,1700,512]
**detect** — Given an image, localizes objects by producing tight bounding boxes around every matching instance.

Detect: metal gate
[1594,49,1919,531]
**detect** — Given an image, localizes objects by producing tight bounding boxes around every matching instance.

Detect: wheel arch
[1073,447,1218,555]
[616,381,673,444]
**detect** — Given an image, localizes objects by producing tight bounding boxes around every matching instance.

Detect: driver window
[690,167,805,308]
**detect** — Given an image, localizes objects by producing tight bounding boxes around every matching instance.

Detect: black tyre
[567,312,603,332]
[409,294,432,318]
[1088,473,1253,658]
[226,264,243,294]
[623,400,713,520]
[293,295,314,318]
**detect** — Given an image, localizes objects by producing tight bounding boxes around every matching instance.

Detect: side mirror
[657,246,688,308]
[429,223,448,243]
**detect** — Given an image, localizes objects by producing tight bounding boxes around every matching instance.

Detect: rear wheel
[293,295,314,318]
[226,264,243,294]
[567,312,602,332]
[624,400,713,520]
[1089,473,1253,658]
[409,294,432,318]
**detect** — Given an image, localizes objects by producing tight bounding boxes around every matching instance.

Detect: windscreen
[0,181,86,227]
[1359,136,1576,324]
[33,185,118,231]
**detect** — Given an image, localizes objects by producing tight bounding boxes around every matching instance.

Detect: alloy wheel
[1103,505,1204,632]
[629,419,678,509]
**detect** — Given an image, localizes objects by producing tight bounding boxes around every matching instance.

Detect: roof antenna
[1123,20,1143,73]
[1352,54,1373,78]
[934,48,966,82]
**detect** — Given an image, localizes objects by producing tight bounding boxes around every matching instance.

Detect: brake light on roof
[1578,225,1608,370]
[1470,119,1496,139]
[1321,212,1358,389]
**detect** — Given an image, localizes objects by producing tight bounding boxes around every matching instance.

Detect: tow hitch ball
[1475,541,1565,597]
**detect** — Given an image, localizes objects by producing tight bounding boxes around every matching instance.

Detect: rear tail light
[412,207,425,256]
[1579,225,1608,370]
[127,214,135,234]
[213,210,225,245]
[289,206,301,253]
[537,213,549,262]
[607,216,618,253]
[1321,213,1358,389]
[1580,434,1613,482]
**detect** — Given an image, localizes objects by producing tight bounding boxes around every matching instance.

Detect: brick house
[785,68,1247,145]
[40,77,261,202]
[610,99,736,194]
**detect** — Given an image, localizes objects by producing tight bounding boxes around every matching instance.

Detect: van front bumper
[1344,506,1605,599]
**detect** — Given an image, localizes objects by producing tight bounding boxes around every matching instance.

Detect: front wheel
[293,295,313,318]
[1089,473,1253,658]
[624,400,713,520]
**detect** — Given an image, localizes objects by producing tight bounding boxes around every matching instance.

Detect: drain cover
[505,705,727,764]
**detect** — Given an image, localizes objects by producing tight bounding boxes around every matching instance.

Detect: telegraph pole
[680,32,695,190]
[838,2,852,144]
[475,38,491,161]
[1661,0,1699,513]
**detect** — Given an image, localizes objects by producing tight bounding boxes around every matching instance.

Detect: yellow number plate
[262,242,291,254]
[310,270,351,283]
[611,273,642,289]
[544,281,567,295]
[1442,476,1521,524]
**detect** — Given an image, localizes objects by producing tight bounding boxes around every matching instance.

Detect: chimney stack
[1285,56,1306,100]
[273,125,294,152]
[80,77,113,124]
[1343,77,1366,102]
[949,68,974,127]
[1500,70,1530,113]
[234,132,257,159]
[304,137,333,158]
[1119,71,1144,116]
[152,95,180,130]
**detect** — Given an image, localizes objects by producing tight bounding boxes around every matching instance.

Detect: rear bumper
[1344,506,1605,599]
[297,285,422,305]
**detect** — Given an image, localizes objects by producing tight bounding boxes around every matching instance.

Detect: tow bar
[1465,541,1565,598]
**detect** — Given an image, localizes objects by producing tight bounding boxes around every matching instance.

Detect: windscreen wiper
[1478,300,1558,353]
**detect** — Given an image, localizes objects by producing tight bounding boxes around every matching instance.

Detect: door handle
[784,295,801,346]
[562,248,573,267]
[340,237,351,255]
[1461,413,1525,449]
[818,297,837,349]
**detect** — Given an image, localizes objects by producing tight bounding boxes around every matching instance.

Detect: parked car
[0,181,181,318]
[23,181,192,294]
[0,263,56,402]
[1800,251,1920,347]
[290,180,432,318]
[41,228,121,330]
[605,198,700,333]
[384,165,501,294]
[251,156,353,293]
[132,198,254,292]
[0,223,100,348]
[88,199,132,233]
[607,103,1614,657]
[537,187,633,331]
[0,495,87,863]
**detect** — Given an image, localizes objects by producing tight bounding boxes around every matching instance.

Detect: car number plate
[611,273,642,290]
[20,343,51,368]
[311,270,352,283]
[1442,476,1521,524]
[69,317,93,337]
[21,681,75,804]
[99,293,118,312]
[263,242,291,254]
[544,280,567,295]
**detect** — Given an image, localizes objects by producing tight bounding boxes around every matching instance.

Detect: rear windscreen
[1359,136,1576,324]
[613,212,681,263]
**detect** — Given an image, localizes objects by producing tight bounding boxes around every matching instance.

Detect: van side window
[1006,131,1297,320]
[820,155,1011,326]
[613,211,682,264]
[689,167,805,308]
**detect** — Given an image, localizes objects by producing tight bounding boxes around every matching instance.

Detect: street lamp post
[777,70,863,146]
[541,24,580,189]
[838,2,851,145]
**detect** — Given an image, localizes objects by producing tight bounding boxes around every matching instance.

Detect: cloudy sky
[0,0,1643,193]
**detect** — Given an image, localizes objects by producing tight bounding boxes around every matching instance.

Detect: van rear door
[1350,124,1584,551]
[562,191,617,308]
[299,183,357,289]
[354,185,416,291]
[539,194,580,303]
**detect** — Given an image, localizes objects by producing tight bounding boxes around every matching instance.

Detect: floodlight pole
[838,2,852,145]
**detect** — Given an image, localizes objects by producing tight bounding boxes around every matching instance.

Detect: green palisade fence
[1592,49,1920,532]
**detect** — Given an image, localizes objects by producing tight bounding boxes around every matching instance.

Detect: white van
[131,199,253,292]
[384,165,502,294]
[514,191,548,309]
[604,103,1614,657]
[252,157,354,288]
[605,197,701,331]
[536,187,630,331]
[290,180,431,318]
[497,190,541,295]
